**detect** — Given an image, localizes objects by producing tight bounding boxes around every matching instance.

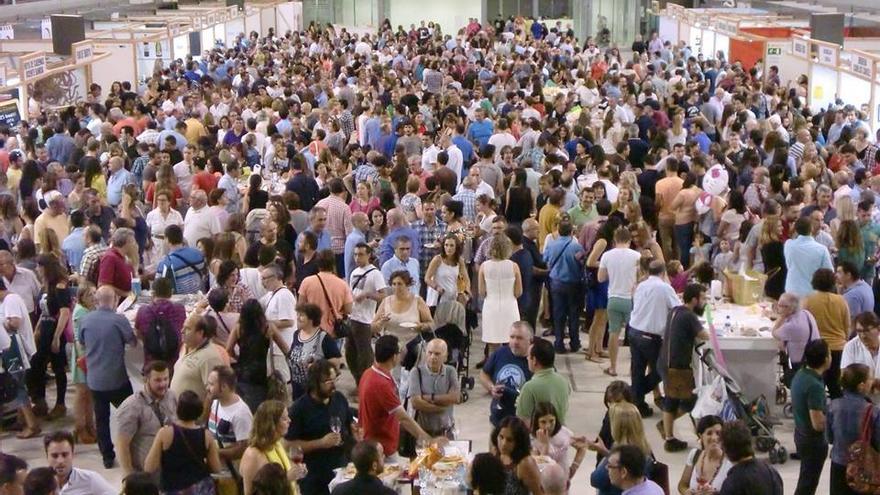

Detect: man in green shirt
[790,339,830,495]
[567,188,598,234]
[516,338,571,423]
[857,199,880,280]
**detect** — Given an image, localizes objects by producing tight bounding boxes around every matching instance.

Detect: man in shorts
[658,283,710,452]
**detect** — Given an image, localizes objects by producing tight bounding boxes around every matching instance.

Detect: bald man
[182,189,221,248]
[408,338,461,438]
[541,462,567,495]
[80,285,137,468]
[344,211,370,280]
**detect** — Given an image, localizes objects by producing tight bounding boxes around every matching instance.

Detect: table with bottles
[698,301,781,415]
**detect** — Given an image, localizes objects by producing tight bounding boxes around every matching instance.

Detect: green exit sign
[767,47,782,56]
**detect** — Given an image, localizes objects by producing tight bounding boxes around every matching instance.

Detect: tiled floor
[0,335,822,494]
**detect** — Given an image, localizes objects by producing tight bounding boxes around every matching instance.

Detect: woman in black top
[504,169,534,229]
[144,390,222,494]
[226,300,289,412]
[759,215,786,300]
[29,254,71,419]
[246,174,270,213]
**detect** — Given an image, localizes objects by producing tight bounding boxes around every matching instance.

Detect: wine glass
[290,445,304,464]
[329,417,342,435]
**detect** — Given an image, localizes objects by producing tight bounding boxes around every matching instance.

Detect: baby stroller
[697,343,788,464]
[401,323,475,402]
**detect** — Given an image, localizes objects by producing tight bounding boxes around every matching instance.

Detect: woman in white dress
[479,234,522,354]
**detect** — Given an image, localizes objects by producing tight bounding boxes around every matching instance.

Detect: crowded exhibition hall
[0,0,879,493]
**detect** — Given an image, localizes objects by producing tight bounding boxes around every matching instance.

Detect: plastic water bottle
[723,315,732,336]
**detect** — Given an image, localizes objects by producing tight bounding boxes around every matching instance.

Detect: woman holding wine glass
[239,400,307,495]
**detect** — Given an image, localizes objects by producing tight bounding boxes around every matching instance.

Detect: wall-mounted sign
[792,38,808,57]
[22,54,46,80]
[74,43,93,64]
[853,54,872,79]
[0,65,6,87]
[818,45,838,66]
[766,47,782,56]
[0,24,13,40]
[716,21,737,37]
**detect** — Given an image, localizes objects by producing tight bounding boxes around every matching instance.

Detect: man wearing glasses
[605,445,664,495]
[287,360,360,495]
[260,264,297,384]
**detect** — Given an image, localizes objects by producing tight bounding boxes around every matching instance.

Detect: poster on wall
[0,25,13,40]
[0,99,20,128]
[74,43,93,64]
[0,65,5,87]
[27,67,87,109]
[40,19,51,39]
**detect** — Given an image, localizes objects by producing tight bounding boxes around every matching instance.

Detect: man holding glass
[286,359,360,495]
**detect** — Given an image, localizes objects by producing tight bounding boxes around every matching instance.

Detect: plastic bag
[692,374,727,419]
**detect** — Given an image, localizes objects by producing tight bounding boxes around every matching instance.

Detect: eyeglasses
[606,463,621,470]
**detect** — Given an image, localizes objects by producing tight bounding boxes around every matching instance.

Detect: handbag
[265,337,290,405]
[648,456,670,495]
[846,405,880,494]
[316,274,351,339]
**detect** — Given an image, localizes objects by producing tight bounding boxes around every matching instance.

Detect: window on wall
[489,0,534,18]
[537,0,571,18]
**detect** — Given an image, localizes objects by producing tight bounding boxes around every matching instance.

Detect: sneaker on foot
[664,438,688,452]
[103,457,116,469]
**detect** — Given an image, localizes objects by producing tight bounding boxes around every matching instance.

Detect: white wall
[226,18,246,45]
[260,7,276,37]
[388,0,482,37]
[245,12,261,36]
[93,42,135,96]
[843,38,880,51]
[810,64,838,113]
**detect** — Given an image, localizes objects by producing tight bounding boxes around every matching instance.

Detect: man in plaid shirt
[411,199,446,282]
[78,226,108,286]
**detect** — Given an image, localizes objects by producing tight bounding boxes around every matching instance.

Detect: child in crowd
[530,402,589,480]
[711,238,737,274]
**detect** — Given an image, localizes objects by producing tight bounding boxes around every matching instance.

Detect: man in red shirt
[98,227,135,297]
[358,335,432,457]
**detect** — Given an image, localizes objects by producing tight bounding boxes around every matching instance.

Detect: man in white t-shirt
[348,243,387,385]
[841,313,880,399]
[172,145,196,199]
[598,227,642,377]
[260,264,297,383]
[0,279,35,363]
[206,365,253,462]
[183,189,222,248]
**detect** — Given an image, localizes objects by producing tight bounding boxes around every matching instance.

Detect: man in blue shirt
[837,261,874,319]
[784,217,833,298]
[81,285,137,468]
[542,221,585,353]
[452,125,475,171]
[156,225,207,294]
[106,157,135,208]
[46,123,75,165]
[380,236,420,296]
[378,209,420,266]
[467,108,494,152]
[62,211,87,274]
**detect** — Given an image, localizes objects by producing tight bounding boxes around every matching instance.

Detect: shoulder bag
[210,402,243,495]
[172,425,221,495]
[316,274,351,339]
[846,405,880,494]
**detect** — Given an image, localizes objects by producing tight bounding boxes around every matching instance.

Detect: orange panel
[740,27,793,39]
[729,38,764,71]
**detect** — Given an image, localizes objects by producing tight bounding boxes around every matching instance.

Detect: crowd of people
[0,8,878,495]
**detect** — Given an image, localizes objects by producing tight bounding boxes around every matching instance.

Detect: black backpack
[144,309,180,362]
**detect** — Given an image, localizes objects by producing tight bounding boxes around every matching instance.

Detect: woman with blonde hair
[479,234,522,355]
[239,400,307,495]
[619,171,641,200]
[830,195,855,239]
[835,219,865,275]
[591,402,654,495]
